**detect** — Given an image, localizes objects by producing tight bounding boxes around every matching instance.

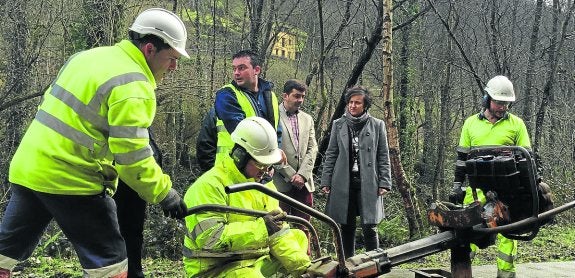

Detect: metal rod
[384,230,456,267]
[473,200,575,234]
[225,182,348,274]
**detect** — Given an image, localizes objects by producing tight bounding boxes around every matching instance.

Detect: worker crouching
[182,116,311,277]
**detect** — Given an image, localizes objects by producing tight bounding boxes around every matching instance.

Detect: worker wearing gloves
[449,76,530,278]
[0,8,188,278]
[183,116,311,277]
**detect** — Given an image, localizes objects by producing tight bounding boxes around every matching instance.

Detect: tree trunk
[533,0,575,156]
[381,0,422,238]
[522,0,544,131]
[314,0,379,172]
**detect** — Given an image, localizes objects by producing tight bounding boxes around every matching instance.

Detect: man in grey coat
[321,86,392,258]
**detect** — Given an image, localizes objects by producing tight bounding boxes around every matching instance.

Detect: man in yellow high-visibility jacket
[0,8,188,278]
[183,117,310,277]
[211,50,282,167]
[449,76,529,278]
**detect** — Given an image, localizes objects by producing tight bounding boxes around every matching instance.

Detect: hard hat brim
[486,88,516,102]
[175,47,190,59]
[251,148,282,166]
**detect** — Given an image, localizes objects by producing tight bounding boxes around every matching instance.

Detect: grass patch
[399,224,575,269]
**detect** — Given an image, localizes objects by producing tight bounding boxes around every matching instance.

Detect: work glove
[159,188,187,219]
[263,209,286,236]
[448,182,466,204]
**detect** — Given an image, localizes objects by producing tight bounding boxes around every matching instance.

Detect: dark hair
[283,79,307,94]
[129,32,171,52]
[233,49,262,67]
[345,86,372,110]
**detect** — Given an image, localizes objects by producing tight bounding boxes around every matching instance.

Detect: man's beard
[489,107,506,120]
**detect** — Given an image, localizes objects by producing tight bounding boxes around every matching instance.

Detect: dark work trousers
[340,178,379,258]
[279,185,313,254]
[112,129,162,278]
[113,180,146,278]
[0,184,126,270]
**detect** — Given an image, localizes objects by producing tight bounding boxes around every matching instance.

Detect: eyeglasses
[252,160,273,172]
[492,100,510,107]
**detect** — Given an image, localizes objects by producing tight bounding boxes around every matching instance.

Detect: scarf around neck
[344,110,370,131]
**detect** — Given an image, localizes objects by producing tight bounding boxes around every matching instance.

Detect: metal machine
[186,146,575,277]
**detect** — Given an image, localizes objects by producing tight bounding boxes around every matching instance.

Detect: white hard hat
[129,8,190,58]
[231,117,282,165]
[484,75,515,102]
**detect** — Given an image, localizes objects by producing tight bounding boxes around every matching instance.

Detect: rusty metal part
[482,199,510,228]
[225,182,348,275]
[473,199,575,236]
[428,202,483,229]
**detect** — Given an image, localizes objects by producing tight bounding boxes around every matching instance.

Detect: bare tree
[381,0,423,237]
[81,0,126,48]
[522,0,544,131]
[533,0,575,157]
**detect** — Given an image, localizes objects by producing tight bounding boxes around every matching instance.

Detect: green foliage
[13,256,81,278]
[180,8,244,35]
[520,225,575,262]
[265,57,298,85]
[378,215,410,247]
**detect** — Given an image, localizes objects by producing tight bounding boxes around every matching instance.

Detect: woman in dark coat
[320,86,392,258]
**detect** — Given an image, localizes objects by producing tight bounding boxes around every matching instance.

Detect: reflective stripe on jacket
[215,84,279,163]
[9,40,171,203]
[182,155,310,277]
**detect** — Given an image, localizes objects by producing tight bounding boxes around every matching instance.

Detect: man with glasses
[449,75,530,278]
[182,117,311,277]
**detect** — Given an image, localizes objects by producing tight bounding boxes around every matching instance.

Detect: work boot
[0,268,11,278]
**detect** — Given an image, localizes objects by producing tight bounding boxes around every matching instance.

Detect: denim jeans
[0,184,126,270]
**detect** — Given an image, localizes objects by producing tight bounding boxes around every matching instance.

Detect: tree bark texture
[381,0,422,238]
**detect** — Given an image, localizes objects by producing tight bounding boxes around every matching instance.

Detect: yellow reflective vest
[183,155,310,277]
[9,40,171,203]
[215,84,279,163]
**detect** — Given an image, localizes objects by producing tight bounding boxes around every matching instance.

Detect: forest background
[0,0,574,276]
